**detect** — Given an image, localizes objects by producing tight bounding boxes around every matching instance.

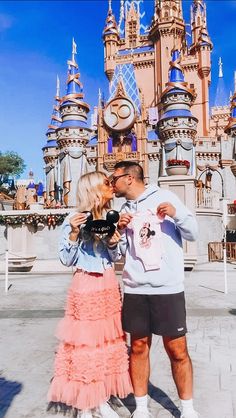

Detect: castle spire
[61,39,84,100]
[45,76,62,136]
[42,76,62,207]
[118,0,149,39]
[214,57,228,107]
[103,4,119,81]
[219,57,223,78]
[225,71,236,134]
[56,42,91,207]
[156,49,198,176]
[191,0,212,49]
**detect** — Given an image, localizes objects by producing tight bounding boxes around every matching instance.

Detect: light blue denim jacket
[59,213,118,273]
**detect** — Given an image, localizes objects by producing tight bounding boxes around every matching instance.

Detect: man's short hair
[114,161,144,182]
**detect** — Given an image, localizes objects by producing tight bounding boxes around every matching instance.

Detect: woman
[47,172,132,418]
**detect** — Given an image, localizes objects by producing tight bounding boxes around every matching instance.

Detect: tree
[0,151,26,186]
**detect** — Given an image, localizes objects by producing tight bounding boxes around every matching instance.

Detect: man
[108,161,199,418]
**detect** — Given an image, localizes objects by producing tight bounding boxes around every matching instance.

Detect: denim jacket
[59,214,118,273]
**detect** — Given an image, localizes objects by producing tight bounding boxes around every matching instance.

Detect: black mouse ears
[82,210,119,224]
[106,210,120,224]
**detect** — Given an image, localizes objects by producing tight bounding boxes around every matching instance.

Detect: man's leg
[163,335,198,417]
[130,335,152,396]
[163,335,193,399]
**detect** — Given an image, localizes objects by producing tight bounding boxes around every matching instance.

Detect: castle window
[190,83,194,89]
[174,118,178,121]
[129,20,137,48]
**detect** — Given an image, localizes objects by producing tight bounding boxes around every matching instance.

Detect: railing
[196,189,220,210]
[104,151,140,162]
[208,242,236,262]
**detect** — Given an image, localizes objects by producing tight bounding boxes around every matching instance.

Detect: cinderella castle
[42,0,236,265]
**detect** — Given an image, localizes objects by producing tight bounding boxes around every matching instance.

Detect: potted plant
[166,159,190,176]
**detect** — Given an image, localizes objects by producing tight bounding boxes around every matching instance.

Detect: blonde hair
[76,171,110,219]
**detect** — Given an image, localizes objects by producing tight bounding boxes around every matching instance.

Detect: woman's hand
[107,230,121,248]
[69,213,88,241]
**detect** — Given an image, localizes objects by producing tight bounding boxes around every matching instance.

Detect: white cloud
[0,13,14,32]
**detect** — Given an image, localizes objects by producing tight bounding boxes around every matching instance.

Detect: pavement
[0,260,236,418]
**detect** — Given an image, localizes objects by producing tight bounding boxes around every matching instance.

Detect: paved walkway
[0,260,236,418]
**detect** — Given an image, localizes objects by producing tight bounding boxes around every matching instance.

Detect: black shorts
[122,292,187,337]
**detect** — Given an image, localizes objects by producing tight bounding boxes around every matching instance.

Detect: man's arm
[157,195,198,242]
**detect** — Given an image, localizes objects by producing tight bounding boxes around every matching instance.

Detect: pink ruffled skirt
[47,268,132,412]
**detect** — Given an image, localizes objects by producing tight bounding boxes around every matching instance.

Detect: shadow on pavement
[0,375,23,418]
[115,382,181,416]
[148,382,181,417]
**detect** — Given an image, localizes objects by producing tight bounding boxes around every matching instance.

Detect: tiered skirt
[47,268,132,412]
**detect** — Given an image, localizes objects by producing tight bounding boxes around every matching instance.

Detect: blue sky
[0,0,235,182]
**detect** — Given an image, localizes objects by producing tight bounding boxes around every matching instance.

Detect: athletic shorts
[122,292,187,337]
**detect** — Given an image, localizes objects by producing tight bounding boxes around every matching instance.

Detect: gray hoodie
[108,185,198,295]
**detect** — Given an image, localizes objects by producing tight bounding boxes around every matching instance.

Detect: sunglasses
[110,173,130,185]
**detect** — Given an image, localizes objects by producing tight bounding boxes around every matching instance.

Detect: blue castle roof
[160,50,197,122]
[169,50,185,83]
[42,139,58,150]
[60,119,89,129]
[87,135,98,146]
[118,45,154,56]
[110,63,141,113]
[119,0,149,37]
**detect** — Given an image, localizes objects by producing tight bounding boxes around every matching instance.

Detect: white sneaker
[81,411,93,418]
[180,411,199,418]
[131,408,153,418]
[100,401,119,418]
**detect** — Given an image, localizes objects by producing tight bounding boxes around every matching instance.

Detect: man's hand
[118,213,133,230]
[107,230,121,248]
[156,202,176,219]
[69,212,88,241]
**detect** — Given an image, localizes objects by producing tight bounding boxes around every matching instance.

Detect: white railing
[196,189,220,210]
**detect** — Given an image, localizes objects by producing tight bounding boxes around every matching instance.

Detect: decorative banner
[0,213,69,228]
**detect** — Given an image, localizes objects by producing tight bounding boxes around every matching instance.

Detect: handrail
[208,242,236,262]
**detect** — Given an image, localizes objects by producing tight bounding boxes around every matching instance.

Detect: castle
[42,0,236,265]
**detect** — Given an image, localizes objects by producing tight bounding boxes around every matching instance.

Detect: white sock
[135,395,148,410]
[180,398,195,413]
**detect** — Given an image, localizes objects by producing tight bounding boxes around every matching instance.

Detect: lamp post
[196,166,227,293]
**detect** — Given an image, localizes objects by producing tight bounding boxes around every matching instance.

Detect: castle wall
[196,209,222,262]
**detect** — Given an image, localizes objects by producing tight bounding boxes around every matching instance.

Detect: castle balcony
[103,151,140,171]
[196,188,221,210]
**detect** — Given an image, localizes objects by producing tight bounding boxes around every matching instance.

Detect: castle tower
[150,0,185,102]
[156,49,198,269]
[104,0,155,108]
[103,0,120,82]
[57,39,91,207]
[225,72,236,179]
[42,76,61,207]
[209,58,230,139]
[156,49,198,176]
[187,0,212,137]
